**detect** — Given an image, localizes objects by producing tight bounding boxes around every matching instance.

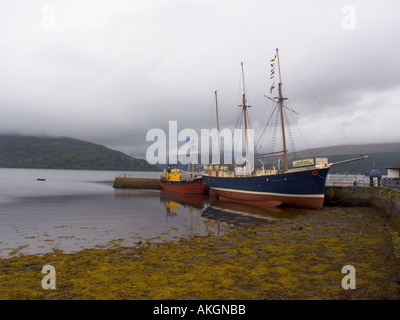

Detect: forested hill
[0,135,160,171]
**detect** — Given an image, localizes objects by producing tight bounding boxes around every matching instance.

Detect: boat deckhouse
[387,163,400,178]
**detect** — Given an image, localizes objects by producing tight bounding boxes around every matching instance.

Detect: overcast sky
[0,0,399,158]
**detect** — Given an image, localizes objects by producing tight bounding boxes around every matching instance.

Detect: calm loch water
[0,168,222,257]
[0,168,363,257]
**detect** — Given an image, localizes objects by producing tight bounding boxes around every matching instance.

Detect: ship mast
[191,136,195,178]
[276,48,288,172]
[215,90,221,167]
[240,62,251,165]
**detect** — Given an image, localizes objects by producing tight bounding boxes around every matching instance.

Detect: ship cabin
[164,165,181,181]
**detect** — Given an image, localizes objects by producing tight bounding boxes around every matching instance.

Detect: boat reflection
[159,190,217,235]
[160,190,206,217]
[160,190,205,208]
[202,199,309,227]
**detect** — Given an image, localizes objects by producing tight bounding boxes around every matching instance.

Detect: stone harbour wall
[324,186,400,228]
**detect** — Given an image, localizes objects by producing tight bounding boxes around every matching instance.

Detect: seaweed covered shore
[1,206,399,300]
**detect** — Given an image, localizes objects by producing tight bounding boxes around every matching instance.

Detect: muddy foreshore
[1,204,399,300]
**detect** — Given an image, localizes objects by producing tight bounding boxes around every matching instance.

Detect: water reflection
[160,191,205,209]
[157,190,221,236]
[202,199,310,227]
[202,200,279,227]
[157,190,310,228]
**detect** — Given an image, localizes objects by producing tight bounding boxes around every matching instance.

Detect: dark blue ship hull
[202,167,330,209]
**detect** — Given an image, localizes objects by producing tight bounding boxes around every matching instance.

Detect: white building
[387,163,400,178]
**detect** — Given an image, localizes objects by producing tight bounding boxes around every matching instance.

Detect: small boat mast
[240,62,251,166]
[215,90,222,168]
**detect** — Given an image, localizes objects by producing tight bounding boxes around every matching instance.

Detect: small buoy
[312,171,318,176]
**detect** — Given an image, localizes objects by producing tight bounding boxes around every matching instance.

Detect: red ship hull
[160,177,205,194]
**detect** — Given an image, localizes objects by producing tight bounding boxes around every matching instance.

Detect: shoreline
[1,205,399,300]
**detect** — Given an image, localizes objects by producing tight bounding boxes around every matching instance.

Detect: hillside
[0,135,160,171]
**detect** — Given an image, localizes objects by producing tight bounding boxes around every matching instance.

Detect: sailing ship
[202,48,366,210]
